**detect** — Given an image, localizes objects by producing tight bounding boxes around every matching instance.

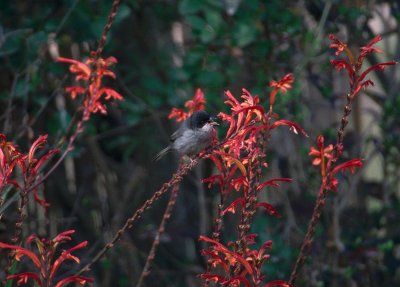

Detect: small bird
[155,110,218,160]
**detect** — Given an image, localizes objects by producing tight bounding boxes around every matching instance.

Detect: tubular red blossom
[58,54,123,120]
[53,230,75,243]
[330,59,354,79]
[329,34,347,56]
[57,57,91,81]
[357,61,397,83]
[329,34,355,64]
[222,198,245,215]
[199,236,253,275]
[168,88,206,122]
[257,178,292,191]
[360,35,382,58]
[0,242,41,268]
[200,274,225,283]
[264,280,294,287]
[0,134,22,191]
[54,276,94,287]
[256,202,281,217]
[332,158,363,175]
[269,73,295,109]
[309,135,333,177]
[1,230,92,287]
[7,272,43,286]
[223,276,252,287]
[270,120,308,137]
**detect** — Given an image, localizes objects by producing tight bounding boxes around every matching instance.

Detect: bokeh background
[0,0,399,286]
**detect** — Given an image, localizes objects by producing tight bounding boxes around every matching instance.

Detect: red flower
[0,134,22,191]
[1,230,92,287]
[58,54,123,121]
[329,34,397,100]
[309,135,334,177]
[269,73,294,110]
[168,88,206,122]
[359,35,382,58]
[329,34,348,56]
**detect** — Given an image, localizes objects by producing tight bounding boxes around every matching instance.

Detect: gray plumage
[155,110,216,160]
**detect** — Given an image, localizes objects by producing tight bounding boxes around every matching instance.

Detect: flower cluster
[0,134,59,208]
[57,52,123,121]
[0,230,92,287]
[168,88,206,122]
[309,135,362,191]
[0,134,22,193]
[200,235,292,287]
[329,34,396,99]
[200,76,305,286]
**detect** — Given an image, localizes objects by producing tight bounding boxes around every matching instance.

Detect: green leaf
[185,15,205,30]
[233,22,257,47]
[179,0,205,15]
[205,10,223,31]
[200,24,216,43]
[114,4,131,26]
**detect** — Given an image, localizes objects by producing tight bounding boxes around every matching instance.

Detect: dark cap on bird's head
[189,110,218,129]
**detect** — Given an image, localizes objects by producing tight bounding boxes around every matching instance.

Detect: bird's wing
[170,128,183,142]
[170,120,189,142]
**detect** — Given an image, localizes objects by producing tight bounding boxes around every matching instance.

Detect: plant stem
[135,175,181,287]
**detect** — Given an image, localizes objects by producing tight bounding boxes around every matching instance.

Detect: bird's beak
[209,116,219,126]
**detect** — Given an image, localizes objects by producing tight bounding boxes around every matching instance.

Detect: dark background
[0,1,399,286]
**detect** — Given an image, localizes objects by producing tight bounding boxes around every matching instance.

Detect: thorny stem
[232,115,271,278]
[202,167,227,287]
[78,158,199,274]
[289,92,354,285]
[135,173,181,287]
[94,0,121,58]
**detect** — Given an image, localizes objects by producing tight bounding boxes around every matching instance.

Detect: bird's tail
[153,146,172,161]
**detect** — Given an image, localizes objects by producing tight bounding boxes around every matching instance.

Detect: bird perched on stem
[155,110,218,160]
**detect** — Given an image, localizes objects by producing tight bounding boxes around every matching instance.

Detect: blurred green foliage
[1,1,400,286]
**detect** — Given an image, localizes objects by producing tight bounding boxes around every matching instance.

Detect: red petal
[256,202,281,218]
[264,280,293,287]
[257,178,292,191]
[7,272,42,287]
[270,120,308,137]
[0,242,41,268]
[54,276,94,287]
